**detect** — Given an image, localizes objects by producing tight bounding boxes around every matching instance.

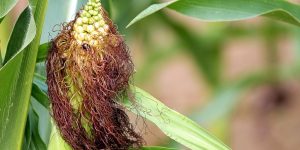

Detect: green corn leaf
[123,86,231,150]
[34,42,50,63]
[23,115,33,150]
[126,0,178,28]
[36,42,49,63]
[31,98,52,146]
[18,100,49,150]
[0,0,18,21]
[0,0,48,149]
[33,73,48,92]
[3,7,36,64]
[127,0,300,27]
[0,6,36,148]
[101,0,112,18]
[32,83,50,110]
[26,105,47,150]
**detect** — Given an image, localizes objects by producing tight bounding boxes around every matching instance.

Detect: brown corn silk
[46,6,143,150]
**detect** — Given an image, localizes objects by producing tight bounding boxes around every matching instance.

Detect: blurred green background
[1,0,300,149]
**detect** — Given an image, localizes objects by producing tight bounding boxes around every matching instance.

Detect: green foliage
[36,43,49,63]
[2,0,300,149]
[0,0,18,21]
[124,87,230,150]
[0,6,36,149]
[127,0,177,27]
[31,83,49,109]
[23,101,48,150]
[3,7,36,64]
[128,0,300,27]
[0,1,48,149]
[158,12,222,87]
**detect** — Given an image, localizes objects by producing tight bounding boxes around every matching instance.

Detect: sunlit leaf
[0,1,48,149]
[124,86,231,150]
[127,0,300,27]
[3,7,36,64]
[126,0,178,28]
[0,0,18,21]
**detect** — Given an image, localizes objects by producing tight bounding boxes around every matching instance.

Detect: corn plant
[1,0,300,150]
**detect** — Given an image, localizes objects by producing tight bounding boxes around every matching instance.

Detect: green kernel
[92,11,98,16]
[88,10,94,15]
[82,17,89,23]
[91,31,99,36]
[86,25,95,33]
[94,22,101,29]
[88,18,95,24]
[78,33,85,41]
[81,10,88,17]
[99,20,105,26]
[84,34,92,41]
[83,24,88,30]
[76,26,84,33]
[94,7,100,11]
[76,18,83,25]
[97,14,102,19]
[98,27,105,34]
[93,15,100,21]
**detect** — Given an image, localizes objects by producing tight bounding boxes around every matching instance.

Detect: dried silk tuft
[46,0,143,149]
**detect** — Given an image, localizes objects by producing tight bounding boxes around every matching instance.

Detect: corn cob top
[72,0,109,46]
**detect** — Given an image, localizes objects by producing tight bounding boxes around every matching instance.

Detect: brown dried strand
[46,5,143,150]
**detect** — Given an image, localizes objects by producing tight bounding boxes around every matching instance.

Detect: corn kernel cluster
[73,0,109,45]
